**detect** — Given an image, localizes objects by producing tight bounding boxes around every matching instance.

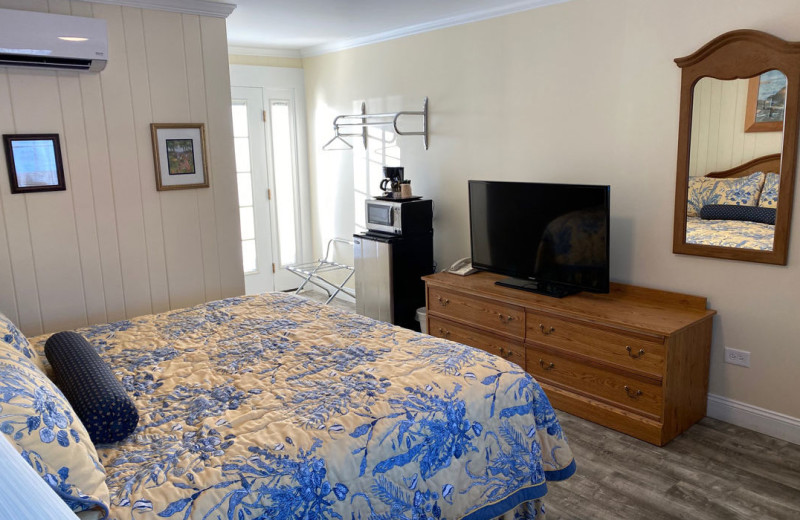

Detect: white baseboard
[706,393,800,445]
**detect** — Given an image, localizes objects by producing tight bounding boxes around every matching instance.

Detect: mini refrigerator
[353,230,433,330]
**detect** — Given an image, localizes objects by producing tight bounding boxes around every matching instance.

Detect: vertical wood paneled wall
[0,0,244,336]
[689,77,783,177]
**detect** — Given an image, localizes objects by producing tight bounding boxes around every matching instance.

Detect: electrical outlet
[724,347,750,367]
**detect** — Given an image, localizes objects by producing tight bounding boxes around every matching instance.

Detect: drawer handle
[498,314,514,323]
[499,347,514,359]
[539,359,555,371]
[624,385,643,399]
[438,327,451,338]
[626,346,645,359]
[539,324,555,335]
[437,296,450,307]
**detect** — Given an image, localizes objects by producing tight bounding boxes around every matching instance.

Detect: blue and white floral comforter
[31,293,575,520]
[685,216,774,250]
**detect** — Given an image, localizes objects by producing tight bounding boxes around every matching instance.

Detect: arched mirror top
[673,30,800,265]
[675,30,800,77]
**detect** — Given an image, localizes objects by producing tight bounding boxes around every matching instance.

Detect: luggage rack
[287,238,355,304]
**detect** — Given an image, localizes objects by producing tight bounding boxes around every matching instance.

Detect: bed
[684,216,775,250]
[685,153,780,250]
[11,292,575,519]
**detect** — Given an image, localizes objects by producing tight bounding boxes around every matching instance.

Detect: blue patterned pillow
[0,330,110,516]
[45,332,139,444]
[687,172,765,217]
[1,312,38,366]
[699,204,776,225]
[759,172,780,208]
[686,177,707,217]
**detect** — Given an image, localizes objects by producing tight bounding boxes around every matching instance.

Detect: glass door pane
[232,101,257,274]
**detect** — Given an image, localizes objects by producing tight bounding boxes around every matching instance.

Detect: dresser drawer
[526,345,663,418]
[428,287,524,338]
[429,316,525,365]
[526,310,665,377]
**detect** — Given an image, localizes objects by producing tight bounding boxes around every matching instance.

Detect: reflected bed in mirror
[686,74,783,251]
[686,153,781,251]
[673,30,800,265]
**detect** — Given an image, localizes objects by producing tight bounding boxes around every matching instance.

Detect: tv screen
[469,181,610,296]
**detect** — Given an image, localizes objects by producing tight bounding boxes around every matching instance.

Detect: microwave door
[368,204,393,226]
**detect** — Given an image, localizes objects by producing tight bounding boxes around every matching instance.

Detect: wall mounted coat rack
[322,97,429,151]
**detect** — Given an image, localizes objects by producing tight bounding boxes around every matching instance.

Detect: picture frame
[150,123,210,191]
[3,134,66,194]
[744,70,787,133]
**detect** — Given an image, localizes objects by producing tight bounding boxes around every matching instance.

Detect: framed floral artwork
[3,134,66,194]
[150,123,209,190]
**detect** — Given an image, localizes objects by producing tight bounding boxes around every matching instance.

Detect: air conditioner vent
[0,53,94,70]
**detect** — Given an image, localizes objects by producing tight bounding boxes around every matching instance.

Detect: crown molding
[301,0,569,58]
[87,0,236,18]
[228,45,302,59]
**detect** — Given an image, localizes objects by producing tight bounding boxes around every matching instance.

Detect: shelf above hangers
[322,97,429,151]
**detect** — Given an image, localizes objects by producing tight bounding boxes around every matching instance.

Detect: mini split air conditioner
[0,8,107,72]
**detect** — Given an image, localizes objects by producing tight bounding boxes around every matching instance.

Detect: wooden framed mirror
[673,30,800,264]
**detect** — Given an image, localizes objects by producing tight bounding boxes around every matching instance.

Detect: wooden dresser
[422,271,716,446]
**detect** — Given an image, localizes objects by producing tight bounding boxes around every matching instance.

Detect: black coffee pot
[380,166,404,194]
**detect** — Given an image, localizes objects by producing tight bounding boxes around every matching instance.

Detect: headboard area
[705,153,782,178]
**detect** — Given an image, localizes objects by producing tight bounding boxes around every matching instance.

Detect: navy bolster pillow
[699,204,776,225]
[45,331,138,444]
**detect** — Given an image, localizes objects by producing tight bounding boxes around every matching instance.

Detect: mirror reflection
[685,71,786,251]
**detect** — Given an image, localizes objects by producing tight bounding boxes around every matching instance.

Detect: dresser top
[423,271,716,336]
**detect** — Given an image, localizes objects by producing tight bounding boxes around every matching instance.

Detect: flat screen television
[468,181,610,297]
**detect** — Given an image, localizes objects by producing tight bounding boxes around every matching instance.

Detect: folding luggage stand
[286,238,355,304]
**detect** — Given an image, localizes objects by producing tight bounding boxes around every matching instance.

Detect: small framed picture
[3,134,66,194]
[744,70,787,133]
[150,123,209,191]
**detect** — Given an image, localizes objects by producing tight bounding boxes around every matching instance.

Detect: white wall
[0,0,244,336]
[303,0,800,420]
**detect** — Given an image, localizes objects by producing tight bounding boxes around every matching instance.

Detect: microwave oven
[365,198,433,235]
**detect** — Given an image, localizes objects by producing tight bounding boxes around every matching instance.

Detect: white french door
[232,85,308,294]
[263,88,304,290]
[232,87,274,293]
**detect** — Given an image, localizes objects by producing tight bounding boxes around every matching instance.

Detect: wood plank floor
[545,412,800,520]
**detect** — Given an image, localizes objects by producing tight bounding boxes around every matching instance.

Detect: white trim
[300,0,570,57]
[87,0,236,18]
[228,46,302,59]
[706,393,800,445]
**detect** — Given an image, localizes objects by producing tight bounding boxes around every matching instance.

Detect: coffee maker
[379,166,404,197]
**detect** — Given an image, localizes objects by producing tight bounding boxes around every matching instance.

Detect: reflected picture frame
[744,70,787,133]
[3,134,66,194]
[150,123,210,191]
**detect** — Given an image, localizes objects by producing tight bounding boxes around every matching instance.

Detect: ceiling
[225,0,566,57]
